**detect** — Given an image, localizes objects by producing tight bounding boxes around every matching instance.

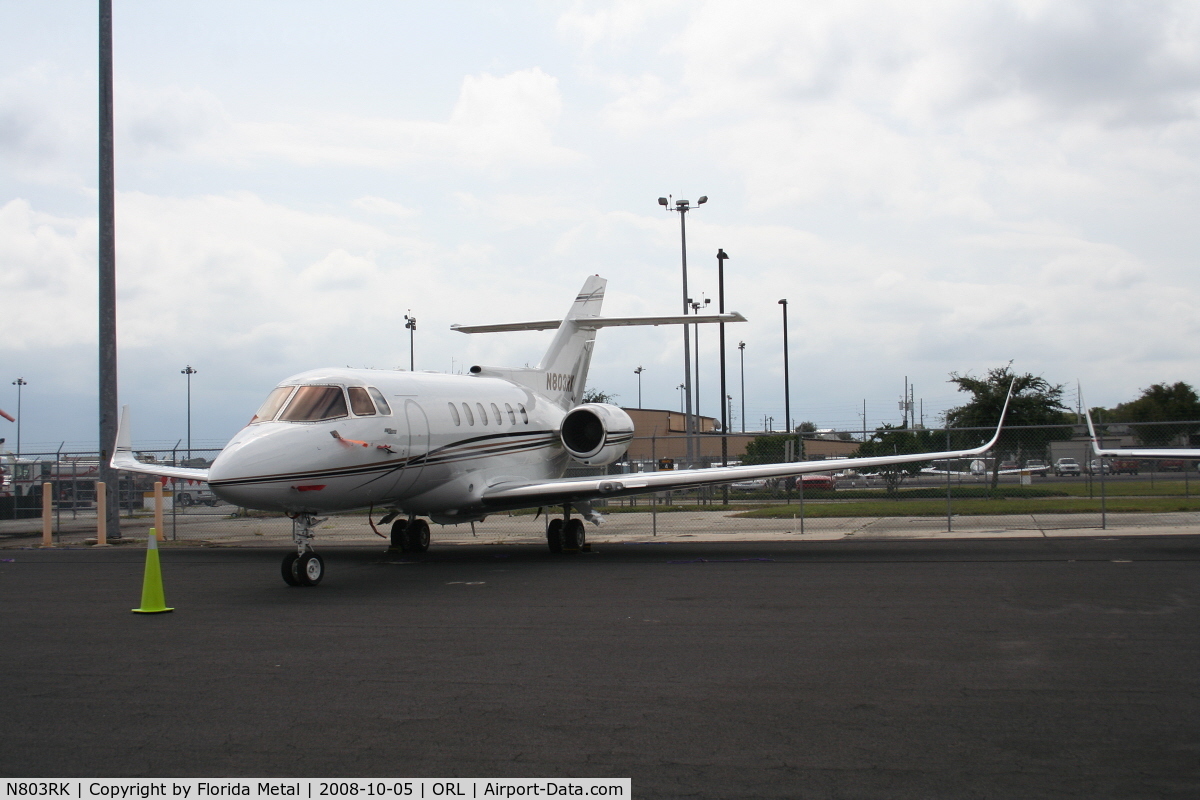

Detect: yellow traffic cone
[132,529,174,614]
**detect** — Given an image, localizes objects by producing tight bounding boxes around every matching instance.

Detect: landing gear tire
[546,518,564,554]
[406,519,431,553]
[296,552,325,586]
[563,518,585,553]
[281,552,301,586]
[388,518,409,553]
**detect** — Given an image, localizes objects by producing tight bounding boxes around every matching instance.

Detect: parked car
[1087,459,1112,475]
[801,475,836,491]
[1156,459,1190,472]
[1112,459,1140,475]
[1053,458,1082,477]
[780,475,836,491]
[176,485,220,506]
[1025,460,1049,477]
[731,479,768,491]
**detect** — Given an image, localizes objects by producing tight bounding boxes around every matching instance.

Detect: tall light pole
[181,366,197,463]
[659,194,706,466]
[677,383,685,414]
[779,299,791,440]
[12,378,26,457]
[404,313,416,371]
[99,0,120,537]
[738,341,746,433]
[634,366,644,409]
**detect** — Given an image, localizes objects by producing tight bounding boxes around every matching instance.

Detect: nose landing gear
[282,512,327,587]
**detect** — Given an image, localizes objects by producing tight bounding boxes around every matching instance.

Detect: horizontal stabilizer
[452,312,746,334]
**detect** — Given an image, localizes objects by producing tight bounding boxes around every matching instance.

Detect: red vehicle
[801,475,836,491]
[779,474,836,492]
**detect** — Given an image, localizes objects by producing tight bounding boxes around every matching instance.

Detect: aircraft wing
[111,405,211,482]
[1084,407,1200,459]
[485,385,1014,508]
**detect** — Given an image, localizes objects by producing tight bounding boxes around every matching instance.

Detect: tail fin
[455,275,747,409]
[536,276,606,407]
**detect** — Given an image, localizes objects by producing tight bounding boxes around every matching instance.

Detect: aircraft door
[389,400,429,497]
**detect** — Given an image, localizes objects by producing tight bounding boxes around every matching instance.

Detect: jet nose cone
[207,425,301,511]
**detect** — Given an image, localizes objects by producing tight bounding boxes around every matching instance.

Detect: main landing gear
[386,515,431,554]
[546,504,586,554]
[282,512,326,587]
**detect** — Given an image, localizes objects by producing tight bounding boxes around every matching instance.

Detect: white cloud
[0,198,96,348]
[204,68,579,171]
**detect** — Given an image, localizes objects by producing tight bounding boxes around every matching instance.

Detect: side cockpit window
[367,387,392,415]
[279,385,348,422]
[250,386,296,424]
[348,387,376,416]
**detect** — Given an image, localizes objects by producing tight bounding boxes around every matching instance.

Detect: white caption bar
[2,781,631,800]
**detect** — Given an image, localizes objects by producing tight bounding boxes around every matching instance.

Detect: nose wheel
[282,550,325,586]
[282,512,326,587]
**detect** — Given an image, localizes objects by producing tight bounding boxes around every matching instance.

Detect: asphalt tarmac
[3,536,1199,799]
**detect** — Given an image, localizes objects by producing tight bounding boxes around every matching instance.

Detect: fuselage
[207,368,570,521]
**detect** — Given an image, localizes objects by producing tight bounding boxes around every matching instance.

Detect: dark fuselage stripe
[210,431,560,489]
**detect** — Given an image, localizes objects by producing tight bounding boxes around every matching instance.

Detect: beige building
[621,408,859,466]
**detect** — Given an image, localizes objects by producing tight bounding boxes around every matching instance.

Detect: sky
[2,0,1199,453]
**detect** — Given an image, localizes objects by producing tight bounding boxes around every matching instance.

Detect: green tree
[1109,382,1200,446]
[854,424,938,494]
[944,364,1071,489]
[582,388,619,405]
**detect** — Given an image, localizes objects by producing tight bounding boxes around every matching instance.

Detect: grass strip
[734,496,1200,518]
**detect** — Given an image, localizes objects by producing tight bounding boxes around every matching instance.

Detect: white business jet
[114,276,1011,586]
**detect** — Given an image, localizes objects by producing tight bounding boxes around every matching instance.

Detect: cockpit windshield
[250,386,296,424]
[278,385,348,422]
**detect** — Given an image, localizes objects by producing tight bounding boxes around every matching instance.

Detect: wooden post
[42,482,53,547]
[96,481,107,546]
[153,481,164,541]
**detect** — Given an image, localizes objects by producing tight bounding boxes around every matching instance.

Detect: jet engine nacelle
[559,403,635,466]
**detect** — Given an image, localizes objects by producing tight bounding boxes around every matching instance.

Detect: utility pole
[716,249,730,469]
[778,299,791,437]
[11,378,26,457]
[689,296,709,421]
[738,341,746,433]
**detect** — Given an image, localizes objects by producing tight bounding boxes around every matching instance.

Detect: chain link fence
[4,421,1200,546]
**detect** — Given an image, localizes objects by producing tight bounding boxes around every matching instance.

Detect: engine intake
[560,403,635,466]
